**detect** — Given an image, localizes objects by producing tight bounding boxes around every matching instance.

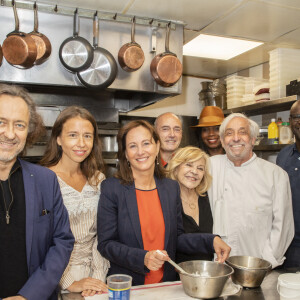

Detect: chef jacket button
[295,168,298,171]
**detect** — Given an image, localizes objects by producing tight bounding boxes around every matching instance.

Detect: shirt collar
[226,152,257,167]
[289,143,299,156]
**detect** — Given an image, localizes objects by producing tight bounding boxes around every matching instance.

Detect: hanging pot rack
[0,0,183,29]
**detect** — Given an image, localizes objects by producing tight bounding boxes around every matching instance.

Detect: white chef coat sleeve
[262,168,294,268]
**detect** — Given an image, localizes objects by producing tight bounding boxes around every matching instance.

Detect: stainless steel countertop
[61,268,300,300]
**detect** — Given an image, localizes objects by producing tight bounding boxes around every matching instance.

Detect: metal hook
[74,7,78,14]
[149,18,154,25]
[12,0,15,6]
[54,4,58,12]
[94,10,98,17]
[33,1,36,10]
[113,13,117,20]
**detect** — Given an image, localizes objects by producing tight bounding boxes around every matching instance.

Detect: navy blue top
[277,144,300,247]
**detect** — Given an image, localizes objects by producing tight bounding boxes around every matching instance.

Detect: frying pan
[118,17,144,72]
[77,13,117,89]
[2,0,37,68]
[59,9,93,73]
[0,44,3,66]
[150,22,182,87]
[28,2,51,65]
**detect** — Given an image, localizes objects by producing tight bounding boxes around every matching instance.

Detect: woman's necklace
[181,198,197,210]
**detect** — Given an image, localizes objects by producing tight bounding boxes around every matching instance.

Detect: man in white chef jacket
[208,112,294,268]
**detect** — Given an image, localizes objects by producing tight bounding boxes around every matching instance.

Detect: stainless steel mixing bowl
[226,256,272,288]
[178,260,234,299]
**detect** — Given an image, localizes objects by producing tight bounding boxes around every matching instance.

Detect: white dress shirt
[208,153,294,268]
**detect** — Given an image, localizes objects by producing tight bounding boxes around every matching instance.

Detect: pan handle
[165,22,171,53]
[12,0,20,32]
[73,8,79,37]
[33,2,39,33]
[93,11,99,48]
[131,16,136,44]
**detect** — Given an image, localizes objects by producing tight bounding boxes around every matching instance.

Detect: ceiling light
[183,34,263,60]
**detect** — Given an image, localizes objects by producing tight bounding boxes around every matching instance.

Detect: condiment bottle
[268,118,279,144]
[279,122,293,144]
[277,117,283,139]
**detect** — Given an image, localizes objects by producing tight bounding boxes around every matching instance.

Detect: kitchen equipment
[28,2,51,65]
[59,9,93,73]
[178,260,234,299]
[226,255,272,288]
[277,273,300,300]
[77,12,117,89]
[156,250,189,275]
[100,136,118,152]
[0,44,3,66]
[2,0,37,68]
[150,22,182,87]
[199,80,227,109]
[118,16,145,72]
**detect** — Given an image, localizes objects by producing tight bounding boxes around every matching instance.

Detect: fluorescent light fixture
[183,34,263,60]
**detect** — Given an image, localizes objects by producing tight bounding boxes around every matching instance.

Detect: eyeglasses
[290,114,300,122]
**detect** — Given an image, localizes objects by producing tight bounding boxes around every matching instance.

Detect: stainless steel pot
[100,136,118,152]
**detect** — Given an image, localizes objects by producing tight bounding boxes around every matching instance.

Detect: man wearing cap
[154,112,182,167]
[208,113,294,268]
[276,100,300,268]
[192,106,225,156]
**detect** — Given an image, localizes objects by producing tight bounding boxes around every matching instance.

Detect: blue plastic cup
[107,274,132,300]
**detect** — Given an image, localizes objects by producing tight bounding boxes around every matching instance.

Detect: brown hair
[167,146,212,196]
[0,84,45,153]
[40,106,105,187]
[115,120,165,184]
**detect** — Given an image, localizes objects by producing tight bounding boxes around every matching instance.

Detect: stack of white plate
[269,48,300,100]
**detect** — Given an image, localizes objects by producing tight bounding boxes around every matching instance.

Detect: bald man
[154,113,182,167]
[276,100,300,268]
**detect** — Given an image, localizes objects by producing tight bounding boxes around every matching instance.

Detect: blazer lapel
[20,159,35,268]
[124,184,144,249]
[155,178,170,250]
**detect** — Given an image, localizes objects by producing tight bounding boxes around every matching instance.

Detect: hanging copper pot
[150,22,182,87]
[2,0,37,69]
[28,2,52,65]
[118,16,145,72]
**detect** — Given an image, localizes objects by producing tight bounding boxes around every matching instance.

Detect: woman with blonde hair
[167,146,213,263]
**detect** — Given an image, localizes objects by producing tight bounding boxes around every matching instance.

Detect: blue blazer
[14,159,74,300]
[98,176,215,286]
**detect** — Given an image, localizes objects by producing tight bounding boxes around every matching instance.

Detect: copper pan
[0,44,3,66]
[150,22,182,87]
[2,0,37,69]
[28,2,51,65]
[118,17,144,72]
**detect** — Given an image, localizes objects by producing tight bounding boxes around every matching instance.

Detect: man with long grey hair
[208,113,294,268]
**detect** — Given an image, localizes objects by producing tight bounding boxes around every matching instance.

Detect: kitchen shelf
[253,144,289,151]
[223,95,299,116]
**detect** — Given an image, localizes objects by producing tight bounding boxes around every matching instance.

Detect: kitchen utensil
[226,255,272,288]
[0,44,3,66]
[77,12,117,89]
[179,260,234,299]
[28,2,51,65]
[2,0,37,68]
[155,250,189,275]
[118,16,145,72]
[150,22,182,87]
[59,9,93,73]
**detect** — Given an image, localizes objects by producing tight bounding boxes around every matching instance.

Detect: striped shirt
[58,173,109,290]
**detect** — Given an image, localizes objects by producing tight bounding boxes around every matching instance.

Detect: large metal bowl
[178,260,234,299]
[226,256,272,288]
